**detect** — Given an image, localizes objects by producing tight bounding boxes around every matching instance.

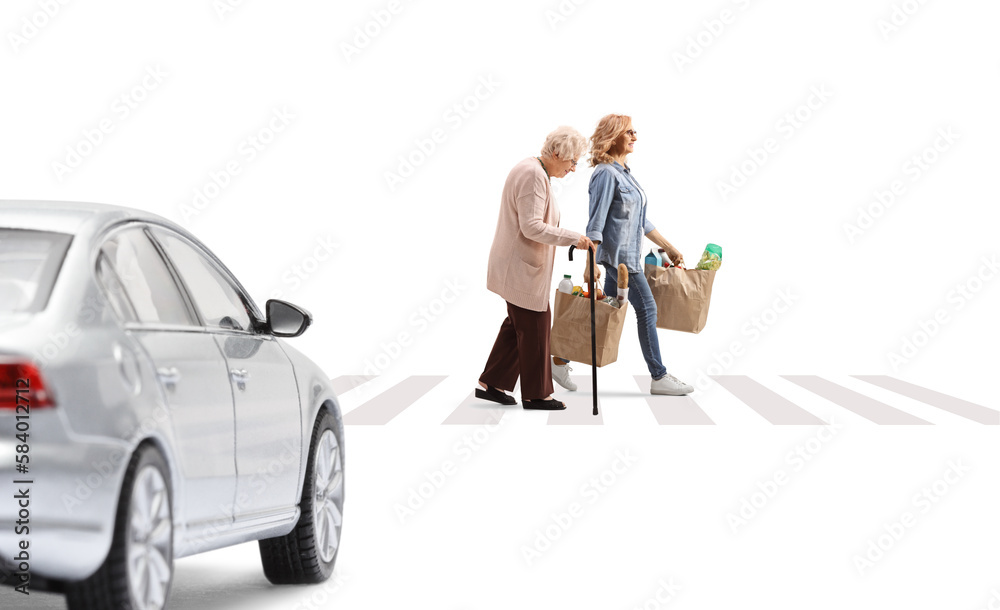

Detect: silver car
[0,201,345,609]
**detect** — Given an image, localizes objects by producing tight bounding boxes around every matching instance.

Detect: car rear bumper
[0,410,129,582]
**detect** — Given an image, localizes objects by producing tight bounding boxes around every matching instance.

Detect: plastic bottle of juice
[658,248,670,267]
[558,275,573,294]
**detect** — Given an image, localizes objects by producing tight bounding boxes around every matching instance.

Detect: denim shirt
[586,162,656,273]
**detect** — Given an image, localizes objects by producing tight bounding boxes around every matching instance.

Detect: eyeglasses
[625,130,638,138]
[569,159,578,167]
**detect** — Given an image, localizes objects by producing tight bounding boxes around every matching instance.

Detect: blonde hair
[540,126,587,161]
[589,114,632,167]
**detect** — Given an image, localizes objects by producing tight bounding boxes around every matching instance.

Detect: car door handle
[230,368,250,390]
[157,367,181,390]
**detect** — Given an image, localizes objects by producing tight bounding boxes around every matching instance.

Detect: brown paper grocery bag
[644,264,717,334]
[550,290,628,367]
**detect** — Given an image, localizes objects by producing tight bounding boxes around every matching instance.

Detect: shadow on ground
[2,561,339,609]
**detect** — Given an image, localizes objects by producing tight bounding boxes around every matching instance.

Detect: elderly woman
[477,126,594,410]
[586,114,693,395]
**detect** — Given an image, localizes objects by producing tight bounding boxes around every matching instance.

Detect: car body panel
[279,340,346,496]
[129,329,237,529]
[220,332,303,521]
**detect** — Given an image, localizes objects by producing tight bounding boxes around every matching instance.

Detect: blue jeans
[602,263,667,379]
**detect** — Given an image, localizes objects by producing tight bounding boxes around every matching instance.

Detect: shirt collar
[611,160,631,173]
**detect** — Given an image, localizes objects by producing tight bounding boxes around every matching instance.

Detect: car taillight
[0,362,56,409]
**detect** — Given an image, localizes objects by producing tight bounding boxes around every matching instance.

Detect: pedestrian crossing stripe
[331,374,999,427]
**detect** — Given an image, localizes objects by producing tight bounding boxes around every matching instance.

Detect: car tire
[65,443,174,610]
[259,408,344,585]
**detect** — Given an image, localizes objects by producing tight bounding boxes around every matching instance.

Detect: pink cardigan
[486,157,580,312]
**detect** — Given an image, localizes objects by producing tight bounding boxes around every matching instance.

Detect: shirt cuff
[586,230,603,243]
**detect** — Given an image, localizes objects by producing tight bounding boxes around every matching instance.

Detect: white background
[2,0,999,608]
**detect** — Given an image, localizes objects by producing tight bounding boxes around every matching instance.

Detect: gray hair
[540,126,587,161]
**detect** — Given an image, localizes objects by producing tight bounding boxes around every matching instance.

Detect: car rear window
[0,228,73,313]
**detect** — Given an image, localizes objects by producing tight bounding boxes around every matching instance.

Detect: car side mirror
[266,299,312,337]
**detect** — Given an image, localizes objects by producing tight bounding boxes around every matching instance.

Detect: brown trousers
[479,301,554,401]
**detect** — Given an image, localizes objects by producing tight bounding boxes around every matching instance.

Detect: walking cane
[568,245,599,416]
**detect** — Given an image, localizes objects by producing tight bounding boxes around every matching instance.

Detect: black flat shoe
[522,398,566,410]
[475,385,516,406]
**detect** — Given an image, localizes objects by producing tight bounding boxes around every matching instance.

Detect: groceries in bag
[582,258,618,307]
[617,263,629,304]
[551,290,629,367]
[645,249,661,267]
[644,242,722,333]
[696,243,723,271]
[557,276,620,308]
[551,249,629,365]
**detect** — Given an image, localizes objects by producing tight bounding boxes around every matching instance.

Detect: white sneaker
[552,362,578,391]
[650,373,693,396]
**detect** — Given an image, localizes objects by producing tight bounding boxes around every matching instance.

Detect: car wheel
[259,408,344,584]
[65,443,174,610]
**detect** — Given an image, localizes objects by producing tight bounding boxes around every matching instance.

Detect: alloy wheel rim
[127,465,172,610]
[313,430,343,564]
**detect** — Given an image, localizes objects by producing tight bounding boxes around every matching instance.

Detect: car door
[98,225,237,533]
[150,227,302,523]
